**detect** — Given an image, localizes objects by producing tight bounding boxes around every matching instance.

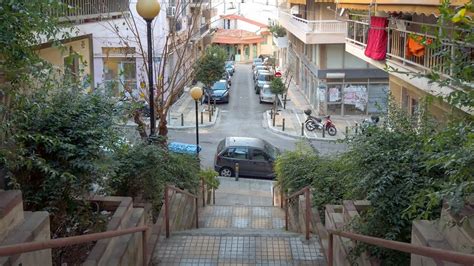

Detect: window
[251,149,267,161]
[223,147,248,159]
[103,57,137,97]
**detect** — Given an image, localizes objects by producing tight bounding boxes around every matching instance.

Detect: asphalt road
[168,63,346,170]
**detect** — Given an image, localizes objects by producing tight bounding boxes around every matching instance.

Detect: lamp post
[136,0,161,138]
[190,87,203,155]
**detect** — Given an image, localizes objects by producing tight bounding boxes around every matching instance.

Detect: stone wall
[0,190,52,266]
[411,205,474,266]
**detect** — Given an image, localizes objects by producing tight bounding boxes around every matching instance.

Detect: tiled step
[199,205,285,230]
[153,229,326,265]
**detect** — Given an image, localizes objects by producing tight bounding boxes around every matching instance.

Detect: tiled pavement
[153,177,326,265]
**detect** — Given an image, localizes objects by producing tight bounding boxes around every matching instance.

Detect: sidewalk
[122,85,219,130]
[265,78,368,141]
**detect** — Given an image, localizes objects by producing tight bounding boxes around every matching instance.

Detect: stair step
[171,227,304,237]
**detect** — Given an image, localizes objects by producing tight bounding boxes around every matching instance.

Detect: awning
[337,0,470,15]
[337,3,440,15]
[288,0,306,5]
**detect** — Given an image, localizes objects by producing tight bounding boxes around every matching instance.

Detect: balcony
[345,19,473,83]
[278,11,346,44]
[189,0,210,8]
[57,0,129,23]
[273,35,288,48]
[191,24,211,42]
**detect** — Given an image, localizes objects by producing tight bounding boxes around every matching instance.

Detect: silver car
[214,137,279,179]
[254,71,273,94]
[259,84,276,103]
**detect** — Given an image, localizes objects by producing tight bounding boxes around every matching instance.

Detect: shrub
[107,143,200,218]
[269,24,286,38]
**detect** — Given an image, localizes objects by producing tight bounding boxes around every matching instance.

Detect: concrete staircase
[0,190,52,266]
[151,178,327,265]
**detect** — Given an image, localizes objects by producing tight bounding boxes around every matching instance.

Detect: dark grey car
[214,137,279,179]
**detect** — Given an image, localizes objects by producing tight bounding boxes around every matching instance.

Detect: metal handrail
[0,226,149,266]
[328,229,474,265]
[285,186,312,240]
[164,185,199,238]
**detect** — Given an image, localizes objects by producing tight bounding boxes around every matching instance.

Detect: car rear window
[258,74,272,82]
[212,82,227,90]
[217,139,225,153]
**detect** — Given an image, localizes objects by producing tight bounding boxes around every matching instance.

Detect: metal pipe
[195,101,199,155]
[305,188,311,240]
[328,230,474,265]
[195,197,199,228]
[0,226,148,257]
[301,123,304,136]
[328,233,334,266]
[142,228,148,266]
[146,20,156,137]
[285,197,289,231]
[200,111,203,124]
[164,186,170,238]
[181,113,184,126]
[201,179,205,207]
[213,188,215,205]
[282,118,285,131]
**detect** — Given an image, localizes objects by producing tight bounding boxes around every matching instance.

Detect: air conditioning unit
[166,6,176,17]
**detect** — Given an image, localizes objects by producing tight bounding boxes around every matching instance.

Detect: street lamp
[190,87,203,155]
[136,0,161,138]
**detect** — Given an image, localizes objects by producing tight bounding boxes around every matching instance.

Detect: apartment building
[278,0,389,116]
[37,0,215,98]
[337,0,472,120]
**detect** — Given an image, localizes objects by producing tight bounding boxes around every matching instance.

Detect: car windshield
[212,82,227,90]
[258,74,272,81]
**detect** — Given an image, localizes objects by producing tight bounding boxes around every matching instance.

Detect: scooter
[361,116,380,132]
[304,109,337,136]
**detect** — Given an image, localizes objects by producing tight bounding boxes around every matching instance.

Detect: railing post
[285,197,289,231]
[195,197,199,229]
[328,233,334,266]
[164,186,170,238]
[142,228,148,266]
[201,179,205,207]
[305,187,311,240]
[213,188,215,205]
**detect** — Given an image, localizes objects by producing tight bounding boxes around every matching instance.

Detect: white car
[259,84,276,103]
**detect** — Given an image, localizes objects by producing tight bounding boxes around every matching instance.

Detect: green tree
[270,77,285,114]
[0,0,70,83]
[193,45,226,105]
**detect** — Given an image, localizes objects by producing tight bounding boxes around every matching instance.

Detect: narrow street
[169,63,344,170]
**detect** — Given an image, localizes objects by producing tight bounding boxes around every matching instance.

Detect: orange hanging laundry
[406,35,431,57]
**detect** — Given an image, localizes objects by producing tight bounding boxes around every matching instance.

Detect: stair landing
[153,177,326,265]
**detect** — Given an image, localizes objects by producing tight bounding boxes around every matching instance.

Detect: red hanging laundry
[364,16,389,61]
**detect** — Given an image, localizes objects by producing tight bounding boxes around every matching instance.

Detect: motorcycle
[304,109,337,136]
[361,116,380,132]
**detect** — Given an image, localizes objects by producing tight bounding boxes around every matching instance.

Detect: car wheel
[219,167,233,177]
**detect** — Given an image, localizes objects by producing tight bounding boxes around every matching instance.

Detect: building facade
[337,0,472,120]
[212,14,276,62]
[277,0,389,116]
[39,0,215,99]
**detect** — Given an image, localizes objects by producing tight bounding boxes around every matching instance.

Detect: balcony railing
[346,19,473,79]
[56,0,129,22]
[279,11,346,44]
[200,24,210,35]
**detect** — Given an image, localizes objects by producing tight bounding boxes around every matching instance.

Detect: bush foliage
[275,102,473,265]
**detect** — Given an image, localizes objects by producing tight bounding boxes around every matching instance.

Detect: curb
[264,111,341,142]
[168,107,220,130]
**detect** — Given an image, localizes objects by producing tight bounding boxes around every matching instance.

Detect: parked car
[252,58,263,69]
[225,61,235,75]
[254,71,273,94]
[253,65,268,80]
[221,71,232,87]
[259,84,276,103]
[214,137,280,178]
[204,81,229,103]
